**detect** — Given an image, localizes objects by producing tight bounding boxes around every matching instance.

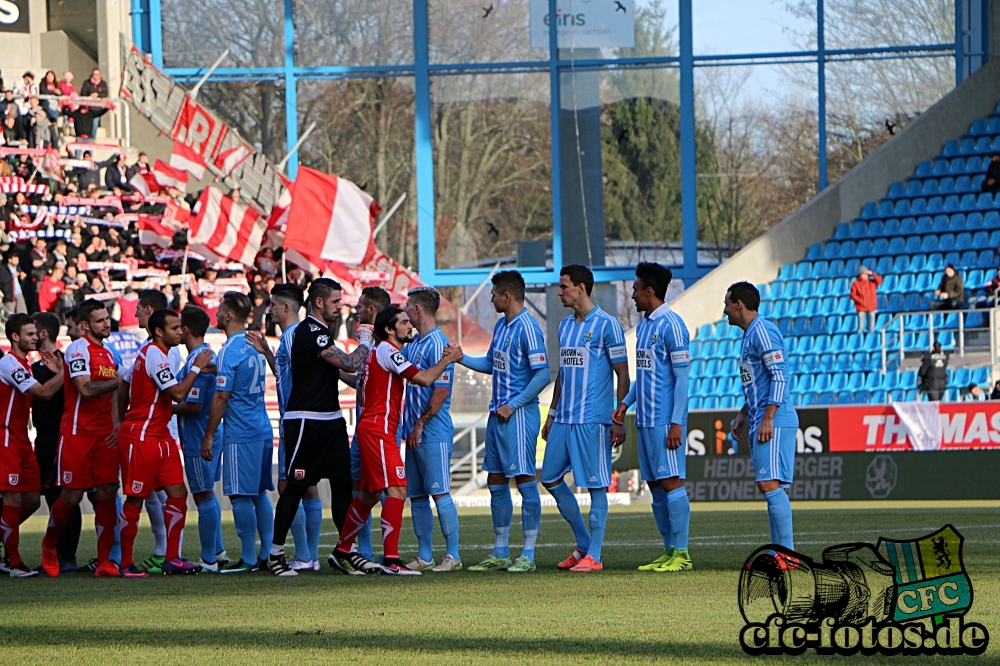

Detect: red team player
[330,306,462,576]
[41,298,123,578]
[116,310,213,577]
[0,314,64,577]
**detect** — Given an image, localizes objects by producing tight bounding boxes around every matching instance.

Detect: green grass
[2,503,999,665]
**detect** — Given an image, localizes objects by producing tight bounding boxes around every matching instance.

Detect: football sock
[57,502,82,564]
[434,494,460,560]
[352,490,374,559]
[488,483,513,559]
[764,489,794,550]
[42,497,74,549]
[109,496,123,565]
[271,484,306,551]
[1,504,22,567]
[518,481,541,561]
[164,497,187,561]
[649,485,673,551]
[547,481,591,554]
[230,496,258,564]
[252,491,274,562]
[145,490,167,557]
[587,488,609,562]
[336,496,374,553]
[196,496,221,564]
[410,497,434,562]
[290,504,308,559]
[666,487,691,550]
[17,504,32,523]
[214,499,225,555]
[95,497,117,564]
[381,496,405,562]
[302,498,323,562]
[118,502,142,568]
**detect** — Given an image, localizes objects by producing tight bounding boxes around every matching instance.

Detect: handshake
[442,344,464,364]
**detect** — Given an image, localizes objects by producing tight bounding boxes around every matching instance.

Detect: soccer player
[41,298,123,578]
[400,286,462,572]
[0,314,64,577]
[612,262,693,573]
[174,305,227,571]
[541,265,629,573]
[201,292,276,573]
[724,281,797,551]
[459,270,550,573]
[266,278,376,577]
[249,283,320,571]
[330,306,461,576]
[116,310,212,577]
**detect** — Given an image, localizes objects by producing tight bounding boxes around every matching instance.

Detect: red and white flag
[188,188,266,266]
[214,144,251,178]
[170,141,207,180]
[282,167,381,267]
[152,159,189,190]
[263,174,293,249]
[128,171,160,197]
[137,216,177,249]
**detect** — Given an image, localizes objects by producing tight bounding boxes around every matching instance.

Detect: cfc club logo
[8,474,17,485]
[131,481,144,494]
[293,469,305,480]
[396,466,405,479]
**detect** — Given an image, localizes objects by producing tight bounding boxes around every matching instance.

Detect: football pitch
[1,502,998,665]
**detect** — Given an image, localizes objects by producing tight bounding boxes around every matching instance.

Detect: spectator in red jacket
[850,265,882,334]
[37,267,65,313]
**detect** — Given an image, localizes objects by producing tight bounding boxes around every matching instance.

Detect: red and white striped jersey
[358,341,418,437]
[120,342,178,442]
[0,353,36,447]
[62,336,117,437]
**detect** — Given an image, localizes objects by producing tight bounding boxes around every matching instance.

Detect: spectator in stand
[73,150,117,191]
[2,114,24,146]
[77,68,109,139]
[38,71,60,121]
[31,110,56,149]
[127,152,150,179]
[0,217,10,255]
[248,290,269,331]
[930,264,965,311]
[991,380,1000,400]
[66,232,84,262]
[963,382,986,402]
[917,341,949,401]
[12,72,37,115]
[37,267,65,313]
[849,265,882,334]
[0,89,15,117]
[982,153,1000,194]
[104,153,134,192]
[983,267,1000,304]
[0,252,20,313]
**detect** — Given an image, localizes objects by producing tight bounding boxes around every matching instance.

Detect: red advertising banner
[170,97,228,162]
[827,402,1000,452]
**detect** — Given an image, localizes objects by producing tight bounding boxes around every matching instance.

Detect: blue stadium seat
[977,192,995,210]
[988,117,1000,133]
[812,260,829,276]
[851,220,867,236]
[856,239,873,256]
[806,242,824,259]
[939,233,956,251]
[887,237,905,254]
[919,236,937,253]
[928,197,945,214]
[833,223,850,240]
[808,316,827,335]
[799,280,817,298]
[977,250,995,267]
[905,236,922,254]
[948,158,966,176]
[944,250,960,266]
[958,193,976,210]
[985,211,1000,228]
[714,321,730,338]
[871,390,889,404]
[778,264,796,280]
[915,161,932,178]
[904,180,923,197]
[794,263,810,279]
[967,118,987,136]
[942,141,960,157]
[823,242,841,260]
[957,138,975,155]
[778,318,794,337]
[881,276,898,295]
[834,353,852,372]
[877,201,893,218]
[887,294,904,312]
[828,259,846,276]
[966,311,986,328]
[892,255,910,272]
[966,156,984,172]
[973,173,986,190]
[903,293,924,311]
[951,213,967,231]
[701,341,718,358]
[799,393,818,407]
[931,215,949,232]
[887,181,905,198]
[953,368,972,387]
[864,373,884,391]
[922,179,939,196]
[868,220,885,236]
[893,199,910,216]
[975,136,992,154]
[933,159,951,176]
[819,392,836,405]
[872,238,889,255]
[927,253,945,271]
[900,217,918,235]
[812,336,831,354]
[973,367,991,384]
[703,397,720,410]
[911,198,929,214]
[837,392,854,405]
[916,216,934,233]
[847,372,865,391]
[829,373,847,391]
[966,212,984,230]
[884,218,902,236]
[860,202,878,219]
[972,230,989,249]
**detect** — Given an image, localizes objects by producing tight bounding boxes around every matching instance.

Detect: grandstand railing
[880,305,1000,373]
[450,414,489,495]
[28,94,132,147]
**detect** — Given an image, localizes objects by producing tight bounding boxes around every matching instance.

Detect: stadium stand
[688,102,1000,410]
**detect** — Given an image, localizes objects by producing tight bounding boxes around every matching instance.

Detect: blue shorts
[350,434,361,482]
[750,426,796,485]
[637,425,687,482]
[540,422,612,488]
[222,439,275,497]
[483,404,540,478]
[184,444,222,495]
[406,440,453,497]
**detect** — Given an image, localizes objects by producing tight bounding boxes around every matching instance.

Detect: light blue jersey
[275,321,298,416]
[401,328,454,443]
[488,308,548,411]
[553,306,627,425]
[216,332,273,444]
[739,315,798,433]
[177,343,222,455]
[628,303,690,427]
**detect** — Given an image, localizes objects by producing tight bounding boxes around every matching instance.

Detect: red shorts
[357,427,406,493]
[119,436,185,498]
[0,438,40,492]
[57,432,119,489]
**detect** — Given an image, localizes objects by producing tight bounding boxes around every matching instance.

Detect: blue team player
[724,281,798,553]
[400,286,462,573]
[613,262,693,573]
[200,292,275,573]
[175,305,227,571]
[542,265,630,573]
[459,270,550,573]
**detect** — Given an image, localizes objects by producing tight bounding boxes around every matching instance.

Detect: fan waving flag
[152,159,189,190]
[214,144,252,178]
[283,166,381,267]
[188,188,266,266]
[170,141,207,180]
[137,216,178,249]
[128,171,160,197]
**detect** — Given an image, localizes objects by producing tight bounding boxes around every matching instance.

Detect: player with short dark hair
[460,269,550,573]
[116,310,213,577]
[0,315,64,577]
[329,306,462,576]
[41,298,123,578]
[724,281,798,553]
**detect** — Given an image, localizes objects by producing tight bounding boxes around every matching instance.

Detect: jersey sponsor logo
[96,364,116,378]
[216,375,229,389]
[309,323,321,332]
[439,371,451,382]
[317,335,330,348]
[156,367,175,384]
[608,345,628,360]
[396,466,405,479]
[293,468,305,480]
[740,363,753,386]
[492,349,508,373]
[560,347,587,368]
[636,348,653,370]
[131,480,144,494]
[8,473,17,485]
[529,352,546,365]
[11,367,29,385]
[391,351,406,366]
[69,358,87,374]
[670,350,691,365]
[62,471,72,484]
[188,387,201,400]
[762,350,784,366]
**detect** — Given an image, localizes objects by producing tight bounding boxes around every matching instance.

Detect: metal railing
[449,413,490,495]
[880,305,999,373]
[22,94,132,148]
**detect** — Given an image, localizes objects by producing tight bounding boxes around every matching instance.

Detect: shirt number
[249,355,267,394]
